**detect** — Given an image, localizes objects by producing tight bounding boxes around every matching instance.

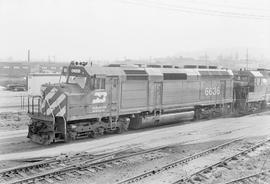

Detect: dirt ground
[0,111,29,131]
[1,111,270,161]
[0,86,27,112]
[207,142,270,184]
[1,111,270,183]
[58,137,266,184]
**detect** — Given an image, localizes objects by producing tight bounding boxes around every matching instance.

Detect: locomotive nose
[40,85,67,117]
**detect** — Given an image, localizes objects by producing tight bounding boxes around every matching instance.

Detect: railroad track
[0,150,119,184]
[0,143,180,184]
[222,169,270,184]
[115,138,243,184]
[172,137,270,184]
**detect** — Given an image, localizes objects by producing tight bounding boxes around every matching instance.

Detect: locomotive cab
[28,63,89,144]
[233,70,267,113]
[28,62,129,144]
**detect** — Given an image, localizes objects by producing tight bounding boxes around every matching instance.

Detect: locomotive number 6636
[205,87,220,96]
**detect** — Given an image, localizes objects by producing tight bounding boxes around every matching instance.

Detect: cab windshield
[68,76,87,89]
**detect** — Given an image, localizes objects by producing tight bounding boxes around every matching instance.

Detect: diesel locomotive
[27,62,270,144]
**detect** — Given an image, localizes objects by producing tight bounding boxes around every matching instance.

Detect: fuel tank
[129,111,194,129]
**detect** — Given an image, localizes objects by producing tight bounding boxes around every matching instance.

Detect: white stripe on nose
[56,106,66,116]
[45,88,57,101]
[41,87,57,112]
[46,94,66,115]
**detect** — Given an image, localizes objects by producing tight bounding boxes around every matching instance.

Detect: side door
[109,77,119,116]
[220,80,226,99]
[154,82,162,110]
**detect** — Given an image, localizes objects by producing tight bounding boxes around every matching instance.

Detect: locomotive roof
[84,66,126,76]
[234,70,264,78]
[198,69,233,77]
[83,65,233,78]
[250,71,263,77]
[159,68,200,76]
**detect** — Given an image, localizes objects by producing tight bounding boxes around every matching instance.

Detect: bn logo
[92,92,107,104]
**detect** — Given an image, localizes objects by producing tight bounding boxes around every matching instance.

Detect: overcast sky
[0,0,270,62]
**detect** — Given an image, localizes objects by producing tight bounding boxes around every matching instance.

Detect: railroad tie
[94,166,103,170]
[65,172,76,177]
[85,168,96,173]
[49,164,57,168]
[58,163,66,167]
[82,170,93,175]
[28,169,38,174]
[75,170,86,175]
[54,175,63,181]
[44,177,54,183]
[17,171,28,178]
[37,167,46,171]
[256,178,268,184]
[111,161,121,166]
[187,179,195,184]
[119,160,128,164]
[4,173,15,178]
[33,179,43,184]
[104,163,113,168]
[197,173,208,179]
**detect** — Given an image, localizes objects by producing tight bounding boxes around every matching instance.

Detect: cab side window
[101,78,105,89]
[94,78,105,90]
[89,77,95,90]
[94,78,101,89]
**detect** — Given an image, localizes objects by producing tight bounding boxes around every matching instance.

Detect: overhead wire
[123,0,270,19]
[119,0,270,21]
[171,0,270,13]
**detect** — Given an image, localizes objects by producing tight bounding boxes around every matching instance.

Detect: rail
[1,143,176,184]
[222,169,270,184]
[1,139,239,184]
[172,137,270,184]
[116,138,242,184]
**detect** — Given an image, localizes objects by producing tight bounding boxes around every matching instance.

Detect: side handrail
[56,99,68,141]
[44,98,55,120]
[56,104,67,124]
[28,95,42,114]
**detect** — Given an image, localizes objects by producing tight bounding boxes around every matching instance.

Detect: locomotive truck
[27,62,269,144]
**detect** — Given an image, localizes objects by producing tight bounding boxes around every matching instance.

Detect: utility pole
[27,49,30,63]
[246,48,249,70]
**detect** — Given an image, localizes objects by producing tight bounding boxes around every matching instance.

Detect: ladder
[56,104,67,141]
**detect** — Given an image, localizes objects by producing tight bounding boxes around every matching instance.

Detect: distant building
[0,61,68,78]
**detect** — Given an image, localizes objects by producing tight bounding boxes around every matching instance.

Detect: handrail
[28,96,41,114]
[56,103,66,123]
[56,103,67,141]
[45,98,55,120]
[29,95,55,120]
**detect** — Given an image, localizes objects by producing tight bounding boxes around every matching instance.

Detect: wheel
[115,126,123,134]
[212,111,217,118]
[65,134,71,142]
[89,131,98,138]
[194,109,201,120]
[41,134,52,145]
